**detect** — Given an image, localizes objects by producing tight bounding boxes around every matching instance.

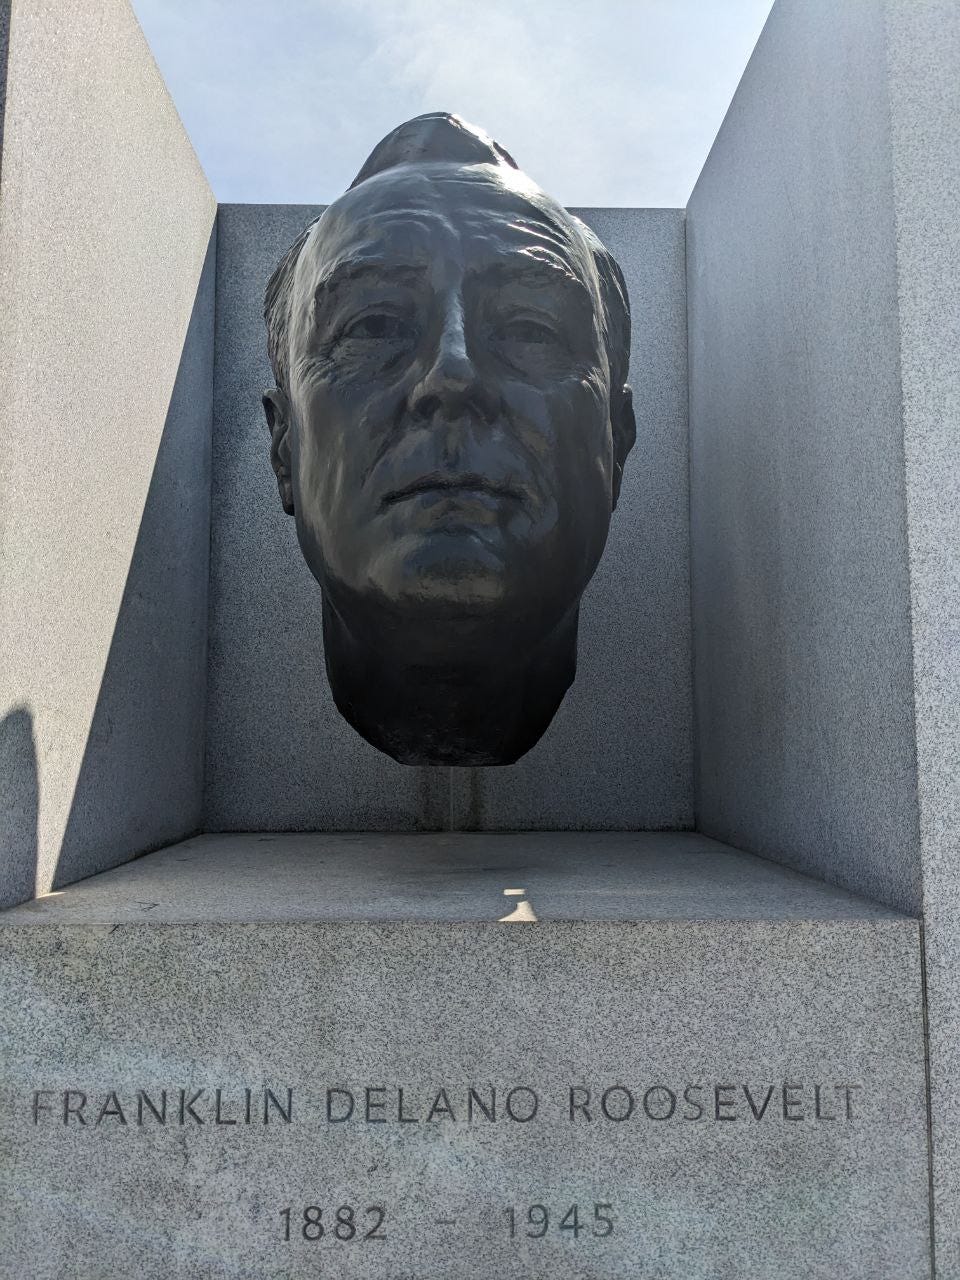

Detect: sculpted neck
[321,601,579,766]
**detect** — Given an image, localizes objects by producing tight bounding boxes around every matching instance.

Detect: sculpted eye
[342,312,413,342]
[496,317,558,345]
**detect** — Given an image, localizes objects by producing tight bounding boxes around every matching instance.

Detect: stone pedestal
[0,833,929,1279]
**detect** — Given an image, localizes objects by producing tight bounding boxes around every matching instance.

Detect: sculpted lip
[381,473,523,507]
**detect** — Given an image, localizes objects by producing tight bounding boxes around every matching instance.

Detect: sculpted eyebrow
[473,257,589,296]
[316,261,426,304]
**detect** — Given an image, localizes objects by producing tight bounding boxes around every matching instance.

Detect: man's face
[283,162,616,643]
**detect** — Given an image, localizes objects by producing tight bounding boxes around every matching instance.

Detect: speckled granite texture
[0,0,216,907]
[204,204,692,833]
[0,835,929,1279]
[2,831,904,925]
[686,0,920,916]
[0,2,9,171]
[884,2,960,1273]
[685,1,960,1270]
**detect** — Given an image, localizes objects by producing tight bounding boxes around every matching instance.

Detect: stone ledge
[0,831,907,926]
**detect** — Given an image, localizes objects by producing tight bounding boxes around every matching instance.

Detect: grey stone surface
[0,1,9,177]
[884,2,960,1273]
[205,204,691,832]
[3,831,903,925]
[0,836,929,1278]
[686,1,960,1269]
[686,0,921,914]
[0,0,217,907]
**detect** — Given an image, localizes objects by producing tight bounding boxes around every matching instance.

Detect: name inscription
[29,1079,864,1130]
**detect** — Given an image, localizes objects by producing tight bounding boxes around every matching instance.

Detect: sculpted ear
[610,383,636,511]
[262,388,295,515]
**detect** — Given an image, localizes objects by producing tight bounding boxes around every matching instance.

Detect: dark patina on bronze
[263,113,635,765]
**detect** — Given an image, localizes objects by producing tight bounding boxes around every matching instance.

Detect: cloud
[131,0,772,205]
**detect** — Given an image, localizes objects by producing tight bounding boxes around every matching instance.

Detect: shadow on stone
[52,229,216,892]
[0,705,39,909]
[0,1,11,179]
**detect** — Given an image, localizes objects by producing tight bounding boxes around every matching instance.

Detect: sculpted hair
[573,219,632,420]
[264,113,631,409]
[265,218,315,397]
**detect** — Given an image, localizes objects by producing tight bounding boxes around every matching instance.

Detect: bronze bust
[263,113,635,766]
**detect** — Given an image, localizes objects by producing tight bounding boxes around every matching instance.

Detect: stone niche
[1,1,957,1278]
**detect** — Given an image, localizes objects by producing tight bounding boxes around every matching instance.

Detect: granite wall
[688,0,960,1270]
[0,2,9,179]
[885,3,960,1274]
[204,205,693,832]
[0,0,216,906]
[686,0,920,914]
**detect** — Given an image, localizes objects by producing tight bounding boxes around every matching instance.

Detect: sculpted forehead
[293,161,599,298]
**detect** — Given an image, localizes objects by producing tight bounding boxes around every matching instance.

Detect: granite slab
[4,831,905,925]
[0,833,929,1278]
[0,0,216,908]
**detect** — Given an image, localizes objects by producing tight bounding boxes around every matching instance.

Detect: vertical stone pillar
[0,0,217,908]
[885,3,960,1273]
[688,0,960,1269]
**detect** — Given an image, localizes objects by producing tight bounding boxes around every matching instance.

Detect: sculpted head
[263,112,635,765]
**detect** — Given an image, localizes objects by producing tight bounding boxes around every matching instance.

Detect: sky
[131,0,774,207]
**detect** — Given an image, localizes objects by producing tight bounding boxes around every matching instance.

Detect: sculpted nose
[409,303,495,422]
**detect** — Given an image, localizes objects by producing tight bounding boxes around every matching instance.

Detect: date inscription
[505,1202,615,1240]
[275,1201,617,1246]
[279,1204,386,1243]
